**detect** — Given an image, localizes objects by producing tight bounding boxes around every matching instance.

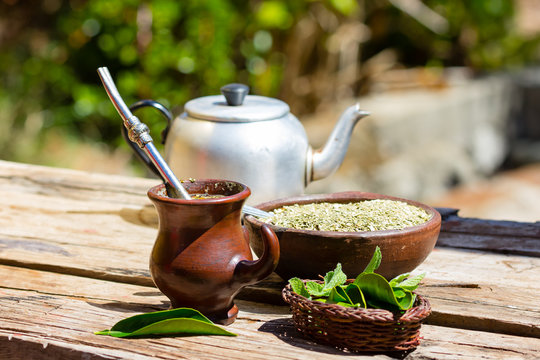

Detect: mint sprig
[288,246,425,311]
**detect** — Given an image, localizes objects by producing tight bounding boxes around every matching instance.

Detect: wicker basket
[282,280,431,353]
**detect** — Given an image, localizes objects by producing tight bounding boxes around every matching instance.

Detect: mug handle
[121,99,173,178]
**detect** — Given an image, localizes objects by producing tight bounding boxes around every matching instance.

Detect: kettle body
[124,84,369,205]
[165,105,309,205]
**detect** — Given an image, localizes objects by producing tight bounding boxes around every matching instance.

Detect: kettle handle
[121,99,173,178]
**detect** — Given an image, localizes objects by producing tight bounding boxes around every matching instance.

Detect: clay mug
[147,179,279,325]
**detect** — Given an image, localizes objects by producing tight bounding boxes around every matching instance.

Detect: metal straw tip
[243,205,270,218]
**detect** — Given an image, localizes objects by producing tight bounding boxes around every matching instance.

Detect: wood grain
[1,160,539,340]
[1,265,539,360]
[437,208,540,256]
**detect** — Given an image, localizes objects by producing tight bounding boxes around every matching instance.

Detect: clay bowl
[244,192,441,281]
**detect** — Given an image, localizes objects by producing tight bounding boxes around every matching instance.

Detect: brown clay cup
[148,180,280,325]
[244,192,440,281]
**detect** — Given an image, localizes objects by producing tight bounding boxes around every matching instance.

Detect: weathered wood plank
[0,289,360,360]
[239,261,540,339]
[0,161,158,286]
[2,255,540,345]
[437,232,540,257]
[4,229,538,338]
[0,267,395,360]
[1,265,539,360]
[437,208,540,237]
[1,161,539,338]
[437,208,540,256]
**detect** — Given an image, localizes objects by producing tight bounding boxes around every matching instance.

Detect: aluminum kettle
[123,83,369,205]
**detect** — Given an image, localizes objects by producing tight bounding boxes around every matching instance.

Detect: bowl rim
[245,191,441,238]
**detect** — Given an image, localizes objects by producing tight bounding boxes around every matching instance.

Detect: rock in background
[304,71,514,202]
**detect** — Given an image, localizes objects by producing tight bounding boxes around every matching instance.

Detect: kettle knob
[221,83,249,106]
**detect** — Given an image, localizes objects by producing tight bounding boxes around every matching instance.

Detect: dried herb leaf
[265,200,431,232]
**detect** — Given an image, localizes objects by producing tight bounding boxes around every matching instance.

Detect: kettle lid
[184,83,289,122]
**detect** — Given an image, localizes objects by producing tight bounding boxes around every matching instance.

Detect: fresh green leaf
[99,318,236,338]
[108,308,208,333]
[389,273,410,287]
[354,272,415,310]
[311,285,365,308]
[289,277,311,299]
[335,301,359,308]
[305,281,327,297]
[362,246,382,273]
[95,308,236,338]
[286,249,424,312]
[327,285,352,305]
[94,330,111,335]
[364,294,415,310]
[395,273,426,291]
[392,288,407,298]
[401,289,416,307]
[344,283,366,308]
[323,263,347,291]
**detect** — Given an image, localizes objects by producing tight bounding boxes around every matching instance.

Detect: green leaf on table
[95,308,236,338]
[394,273,426,291]
[289,277,311,299]
[322,263,347,291]
[362,246,382,273]
[354,272,415,310]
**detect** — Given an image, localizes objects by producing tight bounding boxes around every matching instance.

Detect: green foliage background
[0,0,538,170]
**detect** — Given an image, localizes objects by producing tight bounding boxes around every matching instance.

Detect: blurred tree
[0,0,538,169]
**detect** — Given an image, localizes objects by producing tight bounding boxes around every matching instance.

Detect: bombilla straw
[242,205,270,218]
[97,66,191,200]
[97,67,270,218]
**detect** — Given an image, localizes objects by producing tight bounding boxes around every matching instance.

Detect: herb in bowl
[264,200,431,232]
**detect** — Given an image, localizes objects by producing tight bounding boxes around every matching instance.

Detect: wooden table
[1,160,539,359]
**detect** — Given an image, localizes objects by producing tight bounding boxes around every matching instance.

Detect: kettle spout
[308,103,369,183]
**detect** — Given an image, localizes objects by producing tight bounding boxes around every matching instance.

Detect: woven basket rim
[282,279,431,323]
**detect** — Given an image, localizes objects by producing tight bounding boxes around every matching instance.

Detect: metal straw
[97,67,191,200]
[242,205,270,218]
[97,67,270,218]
